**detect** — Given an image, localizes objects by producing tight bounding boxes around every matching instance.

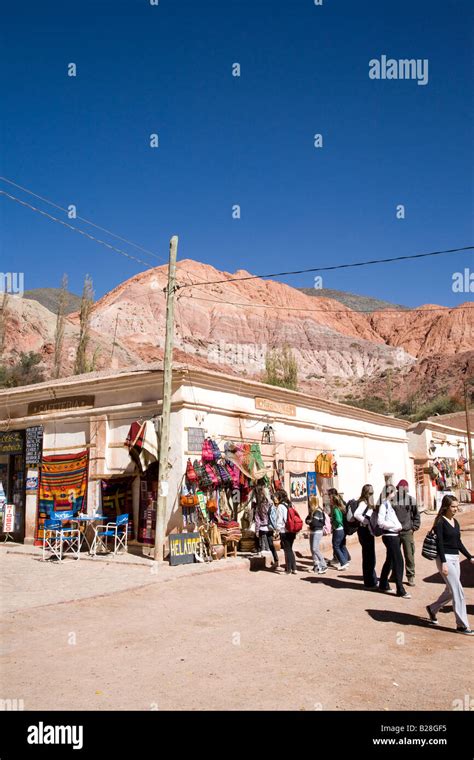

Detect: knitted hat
[397,479,409,488]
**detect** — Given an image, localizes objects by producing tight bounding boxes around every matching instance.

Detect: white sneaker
[318,567,328,574]
[339,564,349,570]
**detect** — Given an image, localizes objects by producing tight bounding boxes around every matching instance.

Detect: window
[187,427,205,453]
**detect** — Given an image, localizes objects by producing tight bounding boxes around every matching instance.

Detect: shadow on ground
[366,608,467,634]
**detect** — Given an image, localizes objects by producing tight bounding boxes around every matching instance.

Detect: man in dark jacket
[392,479,420,586]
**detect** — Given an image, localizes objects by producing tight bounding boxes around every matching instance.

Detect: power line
[176,245,474,290]
[0,176,165,263]
[0,177,239,294]
[0,190,156,268]
[179,294,474,315]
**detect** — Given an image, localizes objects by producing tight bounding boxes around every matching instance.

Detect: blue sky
[1,0,473,306]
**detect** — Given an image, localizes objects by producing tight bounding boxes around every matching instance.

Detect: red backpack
[286,505,303,534]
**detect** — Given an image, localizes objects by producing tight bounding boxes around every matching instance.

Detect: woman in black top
[426,495,474,635]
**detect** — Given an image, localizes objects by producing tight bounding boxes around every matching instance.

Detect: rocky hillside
[1,259,472,408]
[299,287,408,313]
[23,288,81,315]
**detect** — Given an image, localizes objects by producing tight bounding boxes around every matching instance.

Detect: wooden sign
[0,432,23,454]
[27,396,95,416]
[25,426,43,465]
[169,532,200,565]
[255,397,296,417]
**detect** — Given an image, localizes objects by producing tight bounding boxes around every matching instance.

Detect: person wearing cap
[392,479,420,587]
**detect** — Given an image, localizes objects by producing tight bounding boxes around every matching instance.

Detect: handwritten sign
[0,432,23,455]
[169,532,200,566]
[26,426,43,466]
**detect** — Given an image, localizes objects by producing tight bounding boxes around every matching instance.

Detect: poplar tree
[53,274,68,379]
[74,275,94,375]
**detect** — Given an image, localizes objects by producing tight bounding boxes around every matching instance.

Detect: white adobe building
[0,365,415,548]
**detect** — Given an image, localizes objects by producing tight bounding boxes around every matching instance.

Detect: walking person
[393,479,420,587]
[376,484,411,598]
[305,498,327,574]
[275,488,297,575]
[328,488,351,570]
[254,486,279,569]
[426,495,474,635]
[354,484,378,588]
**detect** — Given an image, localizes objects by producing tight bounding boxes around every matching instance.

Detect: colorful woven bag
[202,438,215,463]
[186,458,198,483]
[205,463,219,487]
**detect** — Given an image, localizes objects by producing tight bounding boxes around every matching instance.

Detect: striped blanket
[36,450,89,542]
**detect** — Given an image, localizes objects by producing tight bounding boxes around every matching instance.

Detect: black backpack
[343,499,360,536]
[305,509,325,532]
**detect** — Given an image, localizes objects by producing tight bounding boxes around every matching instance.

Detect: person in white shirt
[275,489,297,575]
[354,484,378,589]
[376,484,410,598]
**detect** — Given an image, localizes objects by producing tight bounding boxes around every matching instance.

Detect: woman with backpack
[426,495,474,634]
[305,497,328,574]
[328,488,351,570]
[275,488,297,575]
[354,484,378,589]
[376,484,410,598]
[254,485,279,569]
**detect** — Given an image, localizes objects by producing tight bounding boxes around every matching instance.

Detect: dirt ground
[1,511,473,711]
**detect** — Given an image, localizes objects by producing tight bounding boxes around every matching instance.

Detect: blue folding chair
[92,513,129,556]
[42,511,81,561]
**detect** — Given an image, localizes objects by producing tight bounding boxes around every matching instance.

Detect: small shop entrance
[0,431,26,542]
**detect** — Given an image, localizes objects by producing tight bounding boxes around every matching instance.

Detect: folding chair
[92,513,128,556]
[42,514,81,561]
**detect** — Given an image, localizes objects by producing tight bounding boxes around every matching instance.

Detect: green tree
[53,273,69,379]
[263,344,298,391]
[74,275,94,375]
[0,352,45,388]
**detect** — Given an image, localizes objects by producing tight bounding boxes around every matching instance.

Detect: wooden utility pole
[464,381,473,491]
[154,236,178,561]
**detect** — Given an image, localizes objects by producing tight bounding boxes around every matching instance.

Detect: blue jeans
[333,528,350,566]
[309,530,326,570]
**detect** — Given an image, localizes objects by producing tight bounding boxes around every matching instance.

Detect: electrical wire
[0,190,155,268]
[0,176,165,262]
[176,246,474,290]
[0,176,243,294]
[178,294,474,315]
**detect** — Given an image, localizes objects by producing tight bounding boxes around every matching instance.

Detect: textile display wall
[138,464,158,544]
[289,472,307,503]
[36,450,89,541]
[101,477,134,536]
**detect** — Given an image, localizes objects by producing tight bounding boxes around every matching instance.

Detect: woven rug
[36,450,89,542]
[101,477,134,535]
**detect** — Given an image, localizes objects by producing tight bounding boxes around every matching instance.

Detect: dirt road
[1,512,473,711]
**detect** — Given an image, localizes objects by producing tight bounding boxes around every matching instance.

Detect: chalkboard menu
[0,432,24,455]
[25,426,43,465]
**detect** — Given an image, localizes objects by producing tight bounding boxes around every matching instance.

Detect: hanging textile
[306,472,318,507]
[289,472,307,503]
[101,477,134,536]
[125,420,159,473]
[315,452,333,477]
[37,450,89,541]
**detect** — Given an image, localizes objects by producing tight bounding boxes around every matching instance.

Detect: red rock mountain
[1,259,472,405]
